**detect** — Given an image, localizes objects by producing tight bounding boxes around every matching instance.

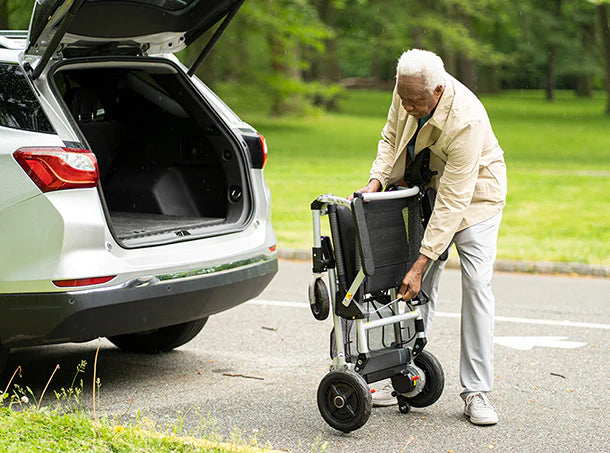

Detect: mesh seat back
[352,195,423,293]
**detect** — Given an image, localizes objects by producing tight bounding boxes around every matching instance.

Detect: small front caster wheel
[397,395,411,414]
[317,370,372,432]
[308,277,330,320]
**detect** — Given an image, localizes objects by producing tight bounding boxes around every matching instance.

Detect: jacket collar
[427,74,455,131]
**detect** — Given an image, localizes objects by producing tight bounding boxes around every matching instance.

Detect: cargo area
[53,62,250,247]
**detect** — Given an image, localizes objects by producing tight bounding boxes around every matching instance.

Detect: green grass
[0,360,283,453]
[216,86,610,265]
[0,406,278,453]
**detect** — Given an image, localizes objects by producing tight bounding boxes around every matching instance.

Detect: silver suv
[0,0,277,373]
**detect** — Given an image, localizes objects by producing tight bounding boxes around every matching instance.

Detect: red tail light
[13,147,99,193]
[258,133,268,169]
[53,276,116,288]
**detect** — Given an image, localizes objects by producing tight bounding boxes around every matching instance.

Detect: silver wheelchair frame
[309,187,444,432]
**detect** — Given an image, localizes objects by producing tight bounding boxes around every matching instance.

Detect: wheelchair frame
[309,187,444,432]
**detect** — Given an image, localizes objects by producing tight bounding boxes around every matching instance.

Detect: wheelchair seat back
[329,192,423,295]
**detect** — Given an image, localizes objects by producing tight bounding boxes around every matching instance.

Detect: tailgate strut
[187,0,246,77]
[30,0,86,80]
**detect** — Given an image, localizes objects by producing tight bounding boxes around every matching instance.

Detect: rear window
[0,63,55,134]
[90,0,194,11]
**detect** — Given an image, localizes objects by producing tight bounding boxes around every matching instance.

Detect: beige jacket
[369,74,507,260]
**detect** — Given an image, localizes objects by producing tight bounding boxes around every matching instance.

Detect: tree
[545,0,563,100]
[1,0,9,29]
[6,0,33,29]
[596,1,610,114]
[308,0,342,83]
[180,0,332,115]
[571,2,599,97]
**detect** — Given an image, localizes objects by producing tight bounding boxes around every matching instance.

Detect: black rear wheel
[108,317,208,353]
[317,370,372,433]
[404,350,444,408]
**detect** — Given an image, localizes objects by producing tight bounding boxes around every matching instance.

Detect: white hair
[396,49,446,92]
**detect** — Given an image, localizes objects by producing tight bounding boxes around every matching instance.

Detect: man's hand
[348,178,382,201]
[397,254,431,301]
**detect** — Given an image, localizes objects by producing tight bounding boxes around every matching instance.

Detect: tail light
[258,132,268,169]
[53,275,116,288]
[243,132,268,169]
[13,147,99,193]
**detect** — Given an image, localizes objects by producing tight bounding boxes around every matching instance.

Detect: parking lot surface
[4,260,609,452]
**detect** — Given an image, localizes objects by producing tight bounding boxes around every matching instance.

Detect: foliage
[2,0,608,110]
[5,0,33,29]
[216,87,610,264]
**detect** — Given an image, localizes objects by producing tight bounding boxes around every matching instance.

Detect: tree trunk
[599,3,610,115]
[458,54,477,94]
[441,51,458,77]
[575,76,594,98]
[266,0,303,115]
[545,45,557,101]
[0,0,9,29]
[478,67,501,94]
[545,0,562,101]
[575,14,596,98]
[311,0,341,83]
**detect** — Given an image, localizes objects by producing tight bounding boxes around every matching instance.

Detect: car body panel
[0,256,277,347]
[0,186,276,292]
[26,0,242,59]
[0,126,65,211]
[0,11,278,355]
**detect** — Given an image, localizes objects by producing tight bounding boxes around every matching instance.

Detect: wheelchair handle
[356,186,420,201]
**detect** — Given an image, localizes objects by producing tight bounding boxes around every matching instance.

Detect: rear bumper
[0,255,277,348]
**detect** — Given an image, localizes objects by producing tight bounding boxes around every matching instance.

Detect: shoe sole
[465,413,498,425]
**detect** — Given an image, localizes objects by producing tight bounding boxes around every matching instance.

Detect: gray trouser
[419,212,502,399]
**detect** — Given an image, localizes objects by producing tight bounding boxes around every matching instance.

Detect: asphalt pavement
[3,259,609,453]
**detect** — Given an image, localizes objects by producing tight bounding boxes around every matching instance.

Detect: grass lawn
[0,406,277,453]
[216,86,610,265]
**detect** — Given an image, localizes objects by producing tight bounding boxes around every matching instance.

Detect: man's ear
[435,85,444,95]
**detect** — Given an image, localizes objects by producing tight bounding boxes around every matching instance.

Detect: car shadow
[1,340,218,403]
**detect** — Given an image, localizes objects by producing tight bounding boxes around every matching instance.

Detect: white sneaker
[371,380,396,407]
[464,393,498,425]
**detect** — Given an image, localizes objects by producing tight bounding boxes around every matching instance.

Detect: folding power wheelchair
[309,187,444,432]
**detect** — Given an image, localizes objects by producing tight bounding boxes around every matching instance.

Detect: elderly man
[354,49,507,425]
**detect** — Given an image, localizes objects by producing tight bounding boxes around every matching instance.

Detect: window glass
[0,64,55,134]
[190,76,242,126]
[90,0,194,11]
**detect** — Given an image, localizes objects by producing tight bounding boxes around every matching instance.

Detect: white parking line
[249,299,610,330]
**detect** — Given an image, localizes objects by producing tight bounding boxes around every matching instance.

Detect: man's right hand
[348,178,382,201]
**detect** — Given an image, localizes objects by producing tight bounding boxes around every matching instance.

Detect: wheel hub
[392,363,426,397]
[333,395,346,408]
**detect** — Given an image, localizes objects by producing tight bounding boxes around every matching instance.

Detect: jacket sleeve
[369,90,400,188]
[420,121,484,260]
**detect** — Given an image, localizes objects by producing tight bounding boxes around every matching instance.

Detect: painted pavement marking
[248,299,610,330]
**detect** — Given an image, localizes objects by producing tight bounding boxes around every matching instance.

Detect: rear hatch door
[25,0,243,77]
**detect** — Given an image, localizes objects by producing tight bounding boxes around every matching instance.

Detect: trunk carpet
[110,212,225,240]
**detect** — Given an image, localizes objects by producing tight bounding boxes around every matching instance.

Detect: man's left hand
[397,254,431,301]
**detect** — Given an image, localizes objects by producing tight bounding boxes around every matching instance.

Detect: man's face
[396,75,444,119]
